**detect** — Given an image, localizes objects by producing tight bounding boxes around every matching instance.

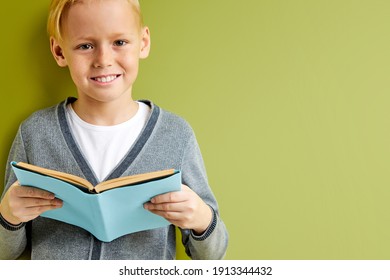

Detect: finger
[11,199,63,222]
[151,185,189,204]
[22,197,63,209]
[13,186,55,200]
[144,201,187,212]
[146,208,182,220]
[146,209,191,229]
[150,191,184,204]
[17,203,63,223]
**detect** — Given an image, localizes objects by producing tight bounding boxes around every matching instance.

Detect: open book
[11,162,181,242]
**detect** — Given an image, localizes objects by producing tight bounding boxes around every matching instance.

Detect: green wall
[1,0,390,259]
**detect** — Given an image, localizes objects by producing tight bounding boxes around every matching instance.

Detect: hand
[0,181,63,225]
[144,184,212,235]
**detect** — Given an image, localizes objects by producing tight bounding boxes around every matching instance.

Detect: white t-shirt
[66,102,150,182]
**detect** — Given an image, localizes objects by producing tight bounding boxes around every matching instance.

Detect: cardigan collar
[58,97,160,184]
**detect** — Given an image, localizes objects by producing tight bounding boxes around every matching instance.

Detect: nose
[93,45,113,68]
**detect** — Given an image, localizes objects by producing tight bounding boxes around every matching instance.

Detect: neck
[72,97,139,126]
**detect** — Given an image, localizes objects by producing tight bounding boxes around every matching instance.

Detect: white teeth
[95,75,117,83]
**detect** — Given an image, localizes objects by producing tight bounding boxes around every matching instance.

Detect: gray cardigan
[0,98,228,260]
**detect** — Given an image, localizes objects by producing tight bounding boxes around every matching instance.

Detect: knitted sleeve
[179,129,228,260]
[0,126,28,260]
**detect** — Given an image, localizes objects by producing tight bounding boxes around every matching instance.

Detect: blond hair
[47,0,143,41]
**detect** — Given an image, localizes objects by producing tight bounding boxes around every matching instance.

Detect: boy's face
[50,0,150,105]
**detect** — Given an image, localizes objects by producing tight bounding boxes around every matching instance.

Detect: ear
[50,37,68,67]
[139,27,151,59]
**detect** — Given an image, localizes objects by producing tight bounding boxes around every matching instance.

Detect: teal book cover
[11,162,181,242]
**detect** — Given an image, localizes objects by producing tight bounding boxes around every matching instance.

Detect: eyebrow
[71,32,139,42]
[110,32,139,38]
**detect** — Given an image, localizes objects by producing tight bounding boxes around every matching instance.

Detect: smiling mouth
[91,75,120,83]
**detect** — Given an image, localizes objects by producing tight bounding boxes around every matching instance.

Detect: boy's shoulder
[21,103,59,126]
[159,107,190,126]
[153,102,194,135]
[18,102,64,137]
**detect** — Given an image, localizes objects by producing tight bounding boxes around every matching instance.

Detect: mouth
[91,74,121,84]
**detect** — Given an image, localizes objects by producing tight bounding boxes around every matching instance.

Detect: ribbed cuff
[0,212,26,231]
[190,206,217,241]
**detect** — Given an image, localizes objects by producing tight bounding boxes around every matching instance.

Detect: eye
[114,40,127,47]
[77,43,93,50]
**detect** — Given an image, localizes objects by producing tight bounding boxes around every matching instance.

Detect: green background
[1,0,390,259]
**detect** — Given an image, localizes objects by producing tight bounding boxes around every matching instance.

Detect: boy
[0,0,228,259]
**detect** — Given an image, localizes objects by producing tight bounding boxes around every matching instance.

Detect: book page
[94,169,176,193]
[15,162,94,192]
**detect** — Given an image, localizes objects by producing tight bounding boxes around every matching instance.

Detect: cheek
[120,48,140,67]
[67,60,88,78]
[68,68,89,88]
[123,57,140,73]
